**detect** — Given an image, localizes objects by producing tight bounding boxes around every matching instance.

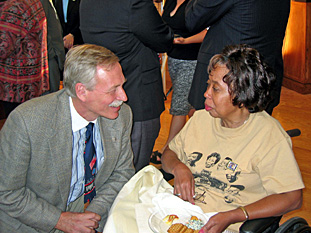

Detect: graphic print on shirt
[188,152,245,204]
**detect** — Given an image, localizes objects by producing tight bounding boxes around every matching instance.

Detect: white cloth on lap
[103,165,234,233]
[103,165,173,233]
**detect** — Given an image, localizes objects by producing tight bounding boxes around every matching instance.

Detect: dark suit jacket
[53,0,83,45]
[80,0,174,121]
[40,0,66,92]
[0,89,135,232]
[185,0,290,113]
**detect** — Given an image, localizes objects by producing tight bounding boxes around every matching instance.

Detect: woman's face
[204,65,241,120]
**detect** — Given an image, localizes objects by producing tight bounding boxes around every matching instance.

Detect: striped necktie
[84,123,97,203]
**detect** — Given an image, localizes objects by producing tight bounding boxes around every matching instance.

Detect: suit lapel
[67,0,77,19]
[97,118,120,176]
[48,91,73,205]
[54,0,65,23]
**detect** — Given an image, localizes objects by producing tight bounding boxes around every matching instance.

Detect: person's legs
[131,118,161,172]
[152,58,196,160]
[43,58,61,95]
[159,115,187,154]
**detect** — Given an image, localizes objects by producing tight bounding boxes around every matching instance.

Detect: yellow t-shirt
[169,110,304,232]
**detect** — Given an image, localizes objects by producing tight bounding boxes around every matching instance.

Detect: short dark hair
[208,44,276,113]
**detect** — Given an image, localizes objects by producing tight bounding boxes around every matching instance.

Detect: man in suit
[185,0,290,115]
[40,0,66,93]
[80,0,174,172]
[0,44,135,233]
[53,0,83,50]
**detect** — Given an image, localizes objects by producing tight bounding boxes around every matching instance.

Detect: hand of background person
[55,211,101,233]
[173,37,186,44]
[174,29,207,45]
[63,34,74,49]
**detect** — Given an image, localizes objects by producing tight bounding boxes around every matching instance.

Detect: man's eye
[107,88,117,94]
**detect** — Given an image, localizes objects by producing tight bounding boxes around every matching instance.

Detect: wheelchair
[240,216,311,233]
[239,129,310,233]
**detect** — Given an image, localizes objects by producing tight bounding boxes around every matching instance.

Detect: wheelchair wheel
[275,217,311,233]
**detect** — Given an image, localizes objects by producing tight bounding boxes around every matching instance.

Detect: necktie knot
[85,123,94,141]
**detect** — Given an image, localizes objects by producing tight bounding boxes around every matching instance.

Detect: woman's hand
[173,29,207,45]
[172,162,195,204]
[173,37,186,44]
[199,189,303,233]
[199,208,246,233]
[161,147,195,204]
[199,212,234,233]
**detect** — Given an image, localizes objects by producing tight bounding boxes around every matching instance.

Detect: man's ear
[75,83,87,102]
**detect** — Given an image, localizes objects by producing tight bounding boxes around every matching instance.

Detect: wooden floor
[153,80,311,225]
[0,81,310,226]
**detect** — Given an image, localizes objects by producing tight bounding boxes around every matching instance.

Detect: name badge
[227,161,238,172]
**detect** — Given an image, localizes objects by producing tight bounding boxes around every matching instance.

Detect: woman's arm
[161,147,196,204]
[173,29,207,44]
[200,189,303,233]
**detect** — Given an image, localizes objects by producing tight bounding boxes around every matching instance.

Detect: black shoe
[150,150,162,164]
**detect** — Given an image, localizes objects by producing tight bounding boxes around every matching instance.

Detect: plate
[148,208,208,233]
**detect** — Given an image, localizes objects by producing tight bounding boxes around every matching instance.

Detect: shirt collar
[69,97,97,132]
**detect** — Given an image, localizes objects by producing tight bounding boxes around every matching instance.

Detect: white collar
[69,96,97,132]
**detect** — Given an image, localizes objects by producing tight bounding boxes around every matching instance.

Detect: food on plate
[166,215,204,232]
[167,223,187,232]
[167,223,200,233]
[163,214,179,225]
[184,228,200,233]
[186,216,204,230]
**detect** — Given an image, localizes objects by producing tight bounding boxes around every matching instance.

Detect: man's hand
[55,211,101,233]
[63,34,74,49]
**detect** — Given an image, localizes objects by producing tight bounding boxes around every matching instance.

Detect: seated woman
[161,44,304,233]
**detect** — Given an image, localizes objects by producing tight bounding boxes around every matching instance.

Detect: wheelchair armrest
[239,216,282,233]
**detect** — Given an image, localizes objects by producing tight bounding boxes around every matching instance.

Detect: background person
[151,0,207,164]
[0,0,49,118]
[53,0,84,51]
[185,0,291,115]
[0,44,135,233]
[40,0,66,94]
[161,44,304,233]
[80,0,174,172]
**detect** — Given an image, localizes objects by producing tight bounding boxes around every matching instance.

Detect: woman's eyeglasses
[193,191,206,204]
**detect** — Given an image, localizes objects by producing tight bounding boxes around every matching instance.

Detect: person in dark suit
[80,0,174,172]
[185,0,290,115]
[53,0,83,50]
[0,44,135,233]
[40,0,66,93]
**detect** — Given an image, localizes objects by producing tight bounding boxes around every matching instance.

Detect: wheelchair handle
[286,129,301,137]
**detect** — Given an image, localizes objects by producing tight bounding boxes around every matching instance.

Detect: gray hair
[63,44,119,97]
